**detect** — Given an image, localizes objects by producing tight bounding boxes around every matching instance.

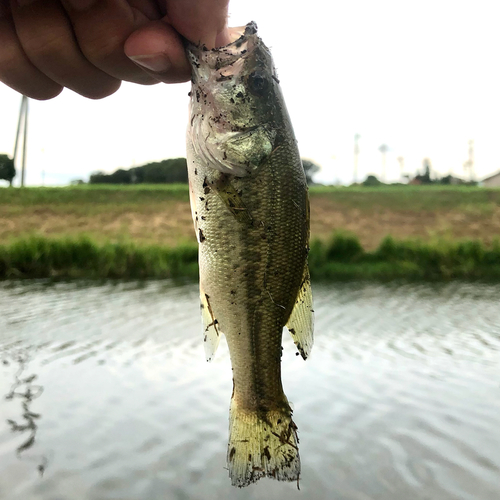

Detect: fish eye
[247,71,269,96]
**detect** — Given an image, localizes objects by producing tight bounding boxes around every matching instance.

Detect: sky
[1,0,500,187]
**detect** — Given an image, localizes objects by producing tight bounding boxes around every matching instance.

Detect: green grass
[2,184,500,211]
[1,232,500,281]
[0,184,190,206]
[0,236,198,280]
[1,185,499,280]
[309,184,500,212]
[309,232,500,281]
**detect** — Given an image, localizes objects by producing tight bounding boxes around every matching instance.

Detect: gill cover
[187,22,280,177]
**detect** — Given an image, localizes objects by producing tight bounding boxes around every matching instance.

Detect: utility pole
[21,98,28,187]
[13,95,29,187]
[353,134,360,184]
[13,96,26,164]
[463,139,475,181]
[379,144,388,182]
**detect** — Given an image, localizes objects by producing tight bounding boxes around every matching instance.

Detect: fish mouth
[224,21,258,49]
[186,22,259,73]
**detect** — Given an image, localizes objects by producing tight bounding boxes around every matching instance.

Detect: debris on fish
[185,21,313,487]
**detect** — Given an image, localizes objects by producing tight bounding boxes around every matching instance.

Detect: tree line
[90,158,189,184]
[2,155,320,186]
[89,158,321,185]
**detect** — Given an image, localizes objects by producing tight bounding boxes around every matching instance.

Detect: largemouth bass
[185,22,313,487]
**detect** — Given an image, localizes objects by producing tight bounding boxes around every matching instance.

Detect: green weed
[1,232,500,281]
[0,236,198,280]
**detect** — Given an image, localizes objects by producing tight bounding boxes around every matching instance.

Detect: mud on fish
[185,21,314,487]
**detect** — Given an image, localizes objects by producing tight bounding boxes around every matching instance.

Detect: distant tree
[301,159,321,185]
[422,158,432,182]
[133,158,188,183]
[414,158,433,184]
[89,171,106,183]
[0,154,15,186]
[89,158,188,184]
[110,169,132,184]
[90,169,132,184]
[363,174,383,186]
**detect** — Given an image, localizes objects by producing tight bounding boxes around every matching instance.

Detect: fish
[185,21,313,487]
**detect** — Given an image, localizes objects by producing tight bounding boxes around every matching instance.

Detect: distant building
[441,174,464,185]
[480,171,500,188]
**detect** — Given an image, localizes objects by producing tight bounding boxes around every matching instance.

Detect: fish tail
[227,398,300,487]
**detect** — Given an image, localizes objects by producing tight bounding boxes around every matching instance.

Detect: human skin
[0,0,230,100]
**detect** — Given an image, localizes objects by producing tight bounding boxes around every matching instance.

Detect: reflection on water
[0,280,499,500]
[4,347,47,476]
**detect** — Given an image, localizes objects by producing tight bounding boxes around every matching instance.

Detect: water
[0,280,499,500]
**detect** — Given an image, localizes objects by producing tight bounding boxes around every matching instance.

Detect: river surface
[0,280,499,500]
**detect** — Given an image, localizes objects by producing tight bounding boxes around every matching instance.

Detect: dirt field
[2,185,500,249]
[310,198,500,249]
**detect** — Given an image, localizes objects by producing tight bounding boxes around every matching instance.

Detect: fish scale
[185,22,314,487]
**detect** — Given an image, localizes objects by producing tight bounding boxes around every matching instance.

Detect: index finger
[123,0,230,84]
[165,0,230,48]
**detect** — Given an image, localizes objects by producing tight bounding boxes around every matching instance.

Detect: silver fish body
[185,22,313,487]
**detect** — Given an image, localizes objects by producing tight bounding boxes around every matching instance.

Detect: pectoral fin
[215,175,253,224]
[286,265,314,360]
[200,288,221,362]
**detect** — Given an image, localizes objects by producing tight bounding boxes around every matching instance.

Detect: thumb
[124,20,191,84]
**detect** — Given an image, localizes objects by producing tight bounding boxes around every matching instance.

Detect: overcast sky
[1,0,500,187]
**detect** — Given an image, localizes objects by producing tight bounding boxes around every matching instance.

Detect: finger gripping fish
[185,22,313,487]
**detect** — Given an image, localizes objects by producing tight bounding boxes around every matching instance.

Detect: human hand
[0,0,229,100]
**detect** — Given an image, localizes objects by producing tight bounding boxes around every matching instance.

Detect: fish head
[186,22,281,176]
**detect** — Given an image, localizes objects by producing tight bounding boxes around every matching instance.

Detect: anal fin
[200,288,221,362]
[286,265,314,360]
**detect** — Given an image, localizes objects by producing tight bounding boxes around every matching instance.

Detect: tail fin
[227,398,300,487]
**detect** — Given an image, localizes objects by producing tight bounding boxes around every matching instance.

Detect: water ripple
[0,280,499,499]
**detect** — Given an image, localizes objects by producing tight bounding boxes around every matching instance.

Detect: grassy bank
[1,185,500,280]
[2,185,500,250]
[309,232,500,281]
[2,233,500,281]
[2,183,499,207]
[0,236,199,280]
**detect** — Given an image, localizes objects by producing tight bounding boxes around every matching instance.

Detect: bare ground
[2,195,500,249]
[310,199,500,249]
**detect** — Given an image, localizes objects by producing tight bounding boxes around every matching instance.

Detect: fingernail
[128,54,171,73]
